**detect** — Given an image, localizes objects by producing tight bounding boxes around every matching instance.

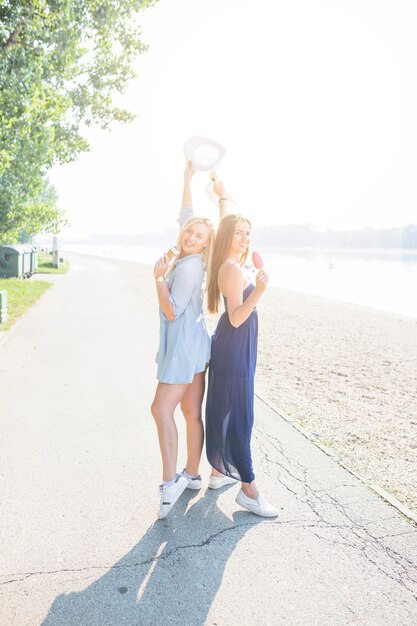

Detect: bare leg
[180,371,205,476]
[241,481,259,499]
[209,473,259,498]
[151,382,190,482]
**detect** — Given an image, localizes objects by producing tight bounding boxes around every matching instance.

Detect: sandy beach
[205,282,417,515]
[251,288,417,515]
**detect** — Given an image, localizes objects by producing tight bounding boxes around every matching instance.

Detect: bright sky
[50,0,417,238]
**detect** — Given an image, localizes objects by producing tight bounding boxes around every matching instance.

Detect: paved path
[0,253,416,626]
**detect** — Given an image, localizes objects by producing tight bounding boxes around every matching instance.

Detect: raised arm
[211,171,229,220]
[178,161,195,229]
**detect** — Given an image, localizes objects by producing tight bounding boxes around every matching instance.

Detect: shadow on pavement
[42,487,266,625]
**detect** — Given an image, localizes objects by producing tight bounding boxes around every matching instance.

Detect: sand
[250,288,417,515]
[206,285,417,515]
[65,256,417,516]
[145,257,416,515]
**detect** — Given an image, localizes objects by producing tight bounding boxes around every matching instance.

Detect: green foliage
[0,276,52,330]
[0,0,156,242]
[37,252,69,273]
[0,179,70,244]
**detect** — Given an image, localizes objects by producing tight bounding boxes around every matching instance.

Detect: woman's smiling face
[230,220,251,257]
[180,222,210,255]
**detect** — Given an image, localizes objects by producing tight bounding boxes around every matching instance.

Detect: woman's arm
[212,172,229,219]
[168,260,203,318]
[181,161,194,209]
[154,255,175,321]
[178,162,195,229]
[154,257,203,322]
[220,263,269,328]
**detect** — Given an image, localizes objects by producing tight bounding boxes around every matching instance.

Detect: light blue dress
[155,207,211,384]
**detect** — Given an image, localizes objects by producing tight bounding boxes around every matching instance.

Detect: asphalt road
[0,253,416,625]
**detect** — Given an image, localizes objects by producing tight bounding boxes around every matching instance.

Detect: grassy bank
[0,279,52,331]
[37,252,69,274]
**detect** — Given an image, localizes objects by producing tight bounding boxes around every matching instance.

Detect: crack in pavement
[0,520,268,586]
[254,430,341,524]
[0,518,365,588]
[253,425,417,600]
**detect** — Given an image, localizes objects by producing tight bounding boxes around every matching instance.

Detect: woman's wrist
[154,268,166,280]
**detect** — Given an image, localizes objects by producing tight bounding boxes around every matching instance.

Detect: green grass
[0,278,52,331]
[36,252,69,274]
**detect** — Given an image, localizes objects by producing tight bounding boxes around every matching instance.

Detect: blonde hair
[166,216,215,277]
[207,214,251,314]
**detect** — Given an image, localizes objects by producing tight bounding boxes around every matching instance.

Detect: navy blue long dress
[206,283,258,483]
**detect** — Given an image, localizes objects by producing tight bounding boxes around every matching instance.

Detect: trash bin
[21,245,32,277]
[30,246,38,274]
[0,245,24,278]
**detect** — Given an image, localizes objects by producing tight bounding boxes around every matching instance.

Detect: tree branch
[4,17,28,49]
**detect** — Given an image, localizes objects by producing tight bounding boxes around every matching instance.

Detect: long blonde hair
[166,216,215,277]
[207,214,251,314]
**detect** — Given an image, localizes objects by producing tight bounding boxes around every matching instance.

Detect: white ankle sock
[183,470,198,479]
[162,477,176,487]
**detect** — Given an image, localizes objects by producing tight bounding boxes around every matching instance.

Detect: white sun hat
[183,136,226,171]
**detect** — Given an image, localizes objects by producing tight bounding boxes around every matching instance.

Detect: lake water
[63,243,417,319]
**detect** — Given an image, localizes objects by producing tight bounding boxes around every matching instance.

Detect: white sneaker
[235,489,278,518]
[181,469,202,490]
[157,475,188,520]
[208,474,238,490]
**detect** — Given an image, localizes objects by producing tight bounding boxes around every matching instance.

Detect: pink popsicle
[252,251,264,269]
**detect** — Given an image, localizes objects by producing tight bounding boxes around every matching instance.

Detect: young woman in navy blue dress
[206,204,278,517]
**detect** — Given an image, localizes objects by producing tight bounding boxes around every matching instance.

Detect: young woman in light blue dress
[151,163,215,519]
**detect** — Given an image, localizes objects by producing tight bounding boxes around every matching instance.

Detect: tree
[0,0,156,243]
[402,224,417,248]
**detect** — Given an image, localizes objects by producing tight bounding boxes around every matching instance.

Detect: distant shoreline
[61,242,417,256]
[47,220,417,250]
[62,245,417,320]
